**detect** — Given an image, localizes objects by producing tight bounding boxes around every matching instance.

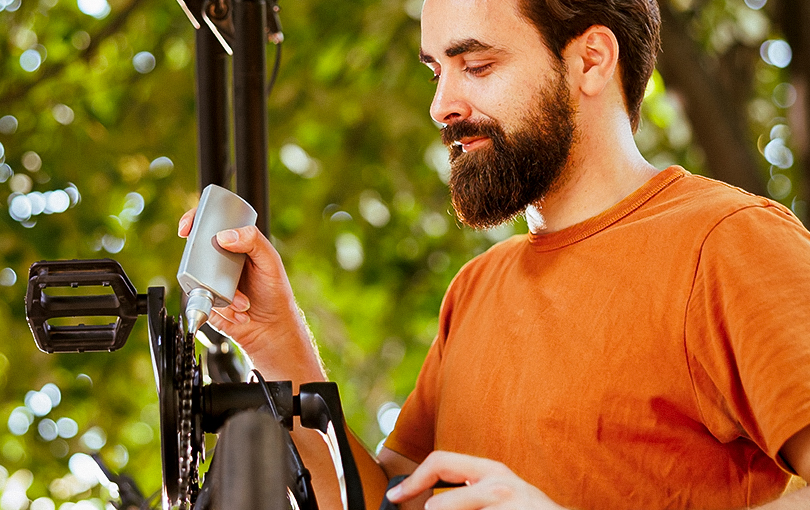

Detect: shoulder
[437,234,526,313]
[450,235,525,286]
[645,168,804,236]
[666,169,791,215]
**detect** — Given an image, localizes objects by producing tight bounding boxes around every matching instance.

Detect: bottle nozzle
[185,287,215,337]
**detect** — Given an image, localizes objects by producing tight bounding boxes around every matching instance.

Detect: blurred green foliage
[0,0,800,507]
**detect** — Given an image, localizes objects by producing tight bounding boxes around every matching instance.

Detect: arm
[754,425,810,509]
[178,212,391,509]
[378,447,425,510]
[384,451,564,510]
[386,429,810,510]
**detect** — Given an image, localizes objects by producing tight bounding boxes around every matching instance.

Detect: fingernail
[178,218,189,236]
[217,229,239,244]
[232,294,250,312]
[234,312,250,324]
[386,485,401,501]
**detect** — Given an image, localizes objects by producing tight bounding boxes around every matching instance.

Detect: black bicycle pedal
[26,259,146,353]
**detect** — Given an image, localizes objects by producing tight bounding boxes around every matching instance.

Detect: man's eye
[429,74,440,83]
[464,63,493,76]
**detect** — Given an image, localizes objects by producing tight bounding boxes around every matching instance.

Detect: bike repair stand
[177,0,281,382]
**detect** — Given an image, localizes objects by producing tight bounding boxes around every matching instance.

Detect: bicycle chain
[176,328,198,508]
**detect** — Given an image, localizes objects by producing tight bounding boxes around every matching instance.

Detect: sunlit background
[0,0,806,508]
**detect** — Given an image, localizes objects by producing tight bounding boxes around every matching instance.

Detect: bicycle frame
[25,258,366,510]
[24,1,372,507]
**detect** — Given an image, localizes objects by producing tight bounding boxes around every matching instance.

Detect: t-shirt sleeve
[686,203,810,471]
[382,334,442,463]
[383,264,469,463]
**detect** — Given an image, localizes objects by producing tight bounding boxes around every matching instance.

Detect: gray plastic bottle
[177,184,258,336]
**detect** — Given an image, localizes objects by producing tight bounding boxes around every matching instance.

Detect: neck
[529,115,659,233]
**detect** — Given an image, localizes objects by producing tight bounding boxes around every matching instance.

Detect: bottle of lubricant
[177,184,258,336]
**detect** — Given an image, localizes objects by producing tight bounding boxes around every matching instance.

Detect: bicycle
[25,258,367,510]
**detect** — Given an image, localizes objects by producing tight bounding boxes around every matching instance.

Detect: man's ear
[565,25,619,98]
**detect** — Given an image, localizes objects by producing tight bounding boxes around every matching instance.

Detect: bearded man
[179,0,810,508]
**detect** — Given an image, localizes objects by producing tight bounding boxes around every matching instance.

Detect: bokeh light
[56,418,79,439]
[0,469,33,510]
[41,383,62,407]
[773,83,797,109]
[0,115,18,134]
[25,390,54,416]
[7,185,81,223]
[68,453,108,486]
[0,164,11,182]
[336,233,363,271]
[764,138,794,169]
[0,0,21,11]
[52,104,75,125]
[760,39,792,68]
[38,419,59,441]
[376,402,400,436]
[80,427,106,451]
[0,267,17,286]
[132,51,156,74]
[19,49,42,72]
[149,156,174,177]
[77,0,110,18]
[9,194,33,222]
[45,190,71,213]
[424,141,450,183]
[101,234,125,254]
[30,497,56,510]
[280,143,320,178]
[359,190,390,227]
[8,407,33,436]
[22,151,42,172]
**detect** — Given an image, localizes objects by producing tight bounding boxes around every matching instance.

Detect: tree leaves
[0,0,804,506]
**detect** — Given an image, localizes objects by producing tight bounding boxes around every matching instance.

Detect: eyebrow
[419,38,502,64]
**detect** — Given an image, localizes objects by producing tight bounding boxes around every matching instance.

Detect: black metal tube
[201,381,293,433]
[232,0,269,234]
[194,22,230,189]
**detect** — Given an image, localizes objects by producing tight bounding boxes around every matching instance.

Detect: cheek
[476,74,540,122]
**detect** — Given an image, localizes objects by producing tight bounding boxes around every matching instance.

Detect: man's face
[420,0,577,229]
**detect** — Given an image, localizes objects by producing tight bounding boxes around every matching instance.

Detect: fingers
[423,478,514,510]
[210,306,250,327]
[387,452,494,503]
[215,226,286,276]
[231,290,250,312]
[177,209,283,281]
[177,207,197,238]
[208,290,251,328]
[385,452,542,510]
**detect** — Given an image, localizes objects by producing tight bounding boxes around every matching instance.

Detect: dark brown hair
[518,0,661,131]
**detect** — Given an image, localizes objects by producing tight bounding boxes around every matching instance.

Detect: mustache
[440,120,505,147]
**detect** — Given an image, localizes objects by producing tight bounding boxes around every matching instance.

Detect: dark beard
[441,72,576,229]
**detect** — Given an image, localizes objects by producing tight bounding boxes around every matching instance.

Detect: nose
[430,75,472,125]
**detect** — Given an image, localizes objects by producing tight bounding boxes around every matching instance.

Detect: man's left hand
[385,451,565,509]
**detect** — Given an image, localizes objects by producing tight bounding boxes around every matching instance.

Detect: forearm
[752,486,810,509]
[290,423,388,510]
[243,320,328,390]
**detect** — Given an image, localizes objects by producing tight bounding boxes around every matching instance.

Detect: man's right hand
[178,208,326,385]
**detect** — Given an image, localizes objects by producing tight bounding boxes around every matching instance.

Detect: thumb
[216,225,284,274]
[216,228,242,248]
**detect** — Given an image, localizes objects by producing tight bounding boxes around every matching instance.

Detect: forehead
[420,0,542,56]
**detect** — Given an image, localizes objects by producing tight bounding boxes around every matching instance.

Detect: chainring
[154,305,201,509]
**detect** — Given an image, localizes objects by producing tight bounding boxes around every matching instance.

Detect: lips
[456,136,491,153]
[441,120,500,153]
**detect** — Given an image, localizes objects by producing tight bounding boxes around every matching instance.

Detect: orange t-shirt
[384,167,810,509]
